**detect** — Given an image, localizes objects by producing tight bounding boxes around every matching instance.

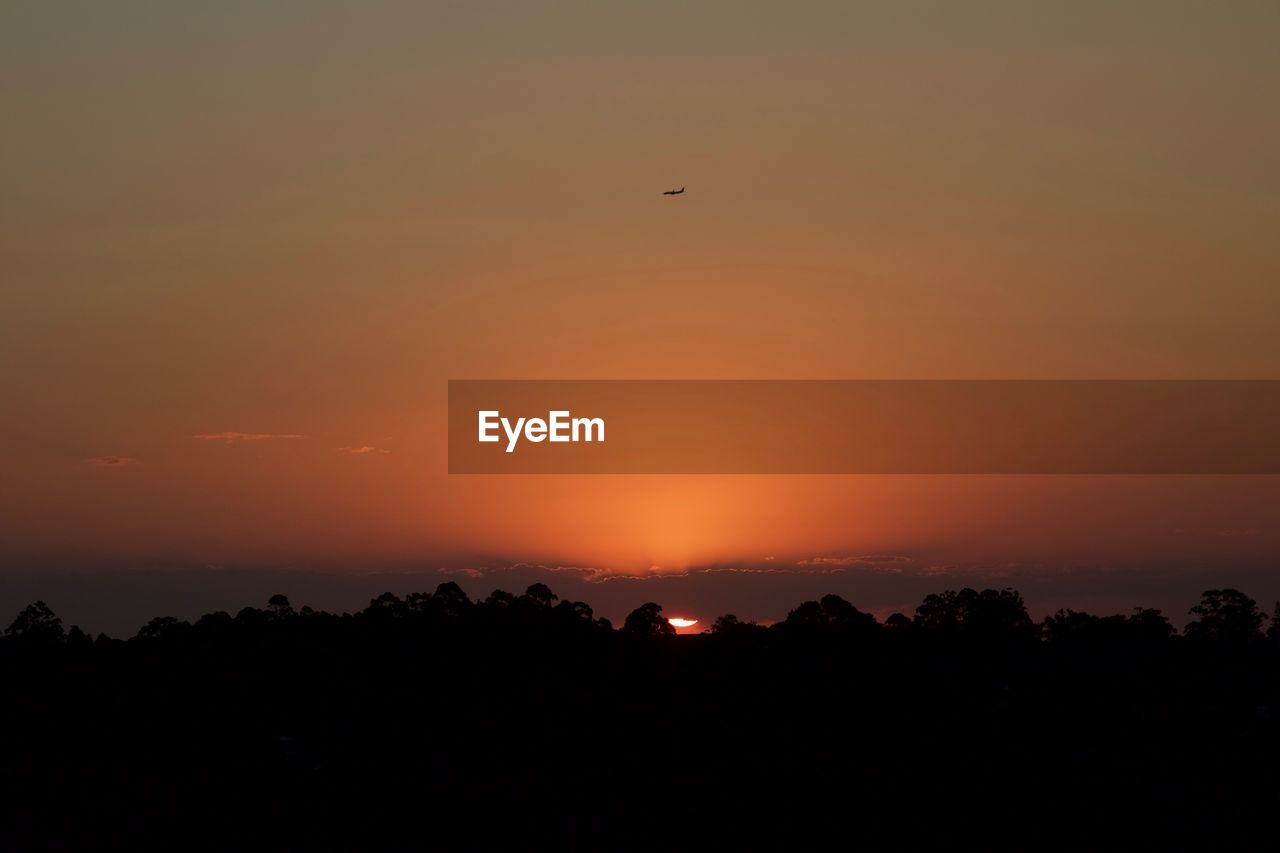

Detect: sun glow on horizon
[668,617,698,629]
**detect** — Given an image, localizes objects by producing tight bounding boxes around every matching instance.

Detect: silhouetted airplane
[663,187,685,195]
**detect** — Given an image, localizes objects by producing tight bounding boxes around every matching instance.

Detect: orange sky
[2,2,1278,619]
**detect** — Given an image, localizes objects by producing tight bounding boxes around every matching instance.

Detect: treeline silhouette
[4,583,1280,851]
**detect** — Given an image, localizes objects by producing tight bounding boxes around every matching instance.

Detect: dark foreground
[2,583,1279,851]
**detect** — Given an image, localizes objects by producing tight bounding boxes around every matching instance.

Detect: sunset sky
[3,2,1278,632]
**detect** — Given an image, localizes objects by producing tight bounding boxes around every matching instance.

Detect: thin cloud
[441,560,915,585]
[193,432,307,444]
[796,555,913,573]
[339,446,389,455]
[87,455,138,467]
[425,557,944,587]
[439,563,611,582]
[439,567,486,579]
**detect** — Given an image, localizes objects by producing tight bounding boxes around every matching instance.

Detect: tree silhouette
[782,594,878,635]
[622,602,675,636]
[1127,607,1175,643]
[711,613,743,633]
[137,615,192,643]
[554,599,593,622]
[884,612,912,631]
[5,600,65,645]
[431,581,472,619]
[1185,588,1265,645]
[3,581,1280,851]
[267,593,294,618]
[522,583,558,608]
[914,587,1034,643]
[485,589,517,608]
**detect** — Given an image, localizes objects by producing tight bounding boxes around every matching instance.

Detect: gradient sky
[3,2,1279,630]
